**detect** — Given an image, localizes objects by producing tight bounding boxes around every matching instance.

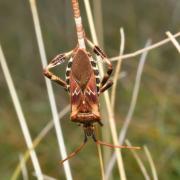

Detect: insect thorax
[65,49,100,93]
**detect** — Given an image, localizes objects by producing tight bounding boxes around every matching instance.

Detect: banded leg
[100,80,113,93]
[85,38,113,88]
[43,50,73,89]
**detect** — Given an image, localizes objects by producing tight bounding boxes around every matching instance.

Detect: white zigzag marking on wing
[85,87,96,96]
[72,87,81,96]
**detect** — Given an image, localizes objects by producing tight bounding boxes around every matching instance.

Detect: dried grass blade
[105,40,151,179]
[110,31,180,61]
[0,44,43,180]
[125,140,151,180]
[144,146,158,180]
[166,31,180,53]
[83,1,126,179]
[28,0,72,179]
[11,105,70,180]
[111,27,125,110]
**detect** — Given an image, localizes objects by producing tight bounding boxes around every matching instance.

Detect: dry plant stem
[28,0,72,179]
[93,0,104,47]
[92,0,109,167]
[96,144,105,180]
[95,126,105,180]
[144,146,158,180]
[105,40,151,179]
[111,27,125,110]
[0,45,42,180]
[32,173,58,180]
[19,154,29,180]
[0,45,43,180]
[11,105,70,180]
[166,31,180,53]
[125,140,151,180]
[110,31,180,61]
[83,1,126,180]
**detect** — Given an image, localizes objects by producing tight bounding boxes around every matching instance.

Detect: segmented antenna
[71,0,86,49]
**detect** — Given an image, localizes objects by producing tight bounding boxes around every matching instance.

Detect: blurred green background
[0,0,180,179]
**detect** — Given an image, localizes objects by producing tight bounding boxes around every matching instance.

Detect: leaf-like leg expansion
[43,50,73,89]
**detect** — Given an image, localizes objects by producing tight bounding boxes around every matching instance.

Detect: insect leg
[100,80,113,94]
[59,132,88,164]
[43,50,73,89]
[85,38,113,88]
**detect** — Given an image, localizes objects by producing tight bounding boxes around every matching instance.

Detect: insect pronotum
[43,0,140,164]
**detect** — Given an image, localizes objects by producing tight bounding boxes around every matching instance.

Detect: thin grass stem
[95,126,105,180]
[32,172,58,180]
[110,31,180,61]
[28,0,72,179]
[83,1,126,179]
[11,105,70,180]
[125,140,151,180]
[166,31,180,53]
[111,27,125,110]
[97,144,105,180]
[19,154,29,180]
[0,44,43,180]
[105,40,151,179]
[144,146,158,180]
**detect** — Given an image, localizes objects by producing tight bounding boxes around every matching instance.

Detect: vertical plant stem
[19,154,29,180]
[11,105,70,180]
[93,0,104,47]
[83,1,126,179]
[0,45,43,180]
[144,146,158,180]
[111,28,125,111]
[95,125,105,180]
[92,0,110,167]
[28,0,72,179]
[97,144,105,180]
[105,40,151,179]
[125,140,150,180]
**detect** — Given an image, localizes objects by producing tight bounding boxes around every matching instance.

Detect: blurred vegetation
[0,0,180,179]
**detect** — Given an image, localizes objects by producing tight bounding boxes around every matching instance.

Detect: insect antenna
[59,135,88,164]
[92,133,141,150]
[71,0,86,49]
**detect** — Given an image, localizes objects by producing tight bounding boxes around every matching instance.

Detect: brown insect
[43,0,139,164]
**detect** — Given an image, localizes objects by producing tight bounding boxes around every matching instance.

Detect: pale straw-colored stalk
[166,31,180,53]
[0,45,43,180]
[83,1,126,179]
[92,0,110,168]
[97,144,105,180]
[144,146,158,180]
[11,105,70,180]
[93,0,104,47]
[19,154,29,180]
[110,31,180,61]
[125,140,150,180]
[111,27,125,110]
[28,0,72,179]
[105,40,151,179]
[33,173,57,180]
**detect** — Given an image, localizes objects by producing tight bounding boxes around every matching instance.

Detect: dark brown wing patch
[71,49,92,90]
